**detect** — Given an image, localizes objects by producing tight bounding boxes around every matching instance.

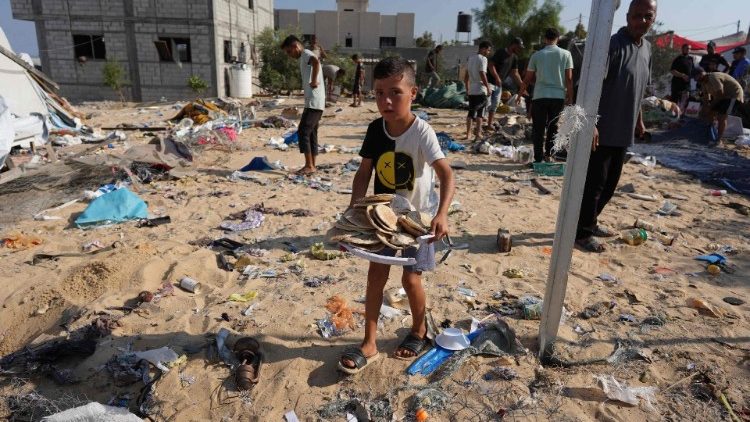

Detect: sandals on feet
[575,237,607,253]
[394,333,431,361]
[337,348,380,375]
[592,226,617,238]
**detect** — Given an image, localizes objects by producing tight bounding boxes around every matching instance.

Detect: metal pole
[538,0,619,362]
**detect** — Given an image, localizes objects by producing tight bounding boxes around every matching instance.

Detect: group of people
[670,41,749,141]
[274,0,728,375]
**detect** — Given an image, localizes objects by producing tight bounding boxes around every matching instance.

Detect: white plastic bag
[0,96,14,169]
[42,402,142,422]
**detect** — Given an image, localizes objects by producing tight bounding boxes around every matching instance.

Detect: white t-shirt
[322,64,341,81]
[359,116,446,215]
[299,49,325,110]
[467,53,488,95]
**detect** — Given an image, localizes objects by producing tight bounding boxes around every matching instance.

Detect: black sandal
[337,348,380,375]
[394,333,431,361]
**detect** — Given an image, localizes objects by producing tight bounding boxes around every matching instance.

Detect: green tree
[473,0,564,58]
[102,60,127,102]
[646,22,679,92]
[257,27,302,94]
[415,31,436,48]
[325,45,356,85]
[574,22,587,39]
[187,75,209,96]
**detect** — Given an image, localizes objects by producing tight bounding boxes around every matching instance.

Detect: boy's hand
[310,80,318,88]
[430,213,449,243]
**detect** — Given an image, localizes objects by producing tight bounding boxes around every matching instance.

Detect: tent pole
[538,0,619,362]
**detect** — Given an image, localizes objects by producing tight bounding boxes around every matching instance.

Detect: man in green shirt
[520,28,574,163]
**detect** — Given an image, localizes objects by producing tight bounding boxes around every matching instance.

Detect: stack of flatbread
[326,194,432,252]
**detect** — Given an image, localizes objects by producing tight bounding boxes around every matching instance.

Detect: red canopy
[654,33,747,53]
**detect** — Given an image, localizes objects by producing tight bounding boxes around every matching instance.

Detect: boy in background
[464,41,492,141]
[351,54,365,107]
[281,35,325,175]
[338,57,455,374]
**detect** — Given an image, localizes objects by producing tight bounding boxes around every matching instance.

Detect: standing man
[699,41,729,73]
[520,28,574,163]
[463,41,492,141]
[351,54,365,107]
[425,45,443,88]
[670,43,694,114]
[308,35,327,61]
[281,35,325,175]
[728,47,750,86]
[575,0,656,253]
[486,37,525,129]
[696,68,745,142]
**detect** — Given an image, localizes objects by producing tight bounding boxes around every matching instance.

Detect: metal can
[497,229,512,253]
[179,276,201,293]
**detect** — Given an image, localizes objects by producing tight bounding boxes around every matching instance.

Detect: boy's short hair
[352,54,360,61]
[544,27,560,40]
[435,44,443,51]
[478,40,492,50]
[373,57,415,86]
[280,35,301,49]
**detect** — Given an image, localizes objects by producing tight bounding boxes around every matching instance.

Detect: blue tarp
[283,131,299,145]
[239,156,275,171]
[75,188,148,228]
[632,118,750,195]
[436,131,465,153]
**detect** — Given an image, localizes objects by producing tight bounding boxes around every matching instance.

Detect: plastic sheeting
[74,188,148,228]
[417,82,468,109]
[41,402,142,422]
[0,96,12,169]
[632,118,750,195]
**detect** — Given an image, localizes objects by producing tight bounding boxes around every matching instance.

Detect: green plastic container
[533,162,566,176]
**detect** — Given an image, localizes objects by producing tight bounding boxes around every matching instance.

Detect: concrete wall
[337,0,368,12]
[274,7,414,50]
[213,0,273,97]
[11,0,272,102]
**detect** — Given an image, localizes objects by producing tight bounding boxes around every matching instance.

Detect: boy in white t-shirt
[463,40,493,141]
[281,35,325,175]
[338,57,455,374]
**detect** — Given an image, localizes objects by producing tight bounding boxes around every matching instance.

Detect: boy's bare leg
[474,117,483,140]
[340,262,390,368]
[297,152,316,174]
[395,270,427,358]
[466,118,472,140]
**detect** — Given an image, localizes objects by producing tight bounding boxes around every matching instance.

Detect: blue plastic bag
[284,131,299,145]
[239,156,275,171]
[75,188,148,228]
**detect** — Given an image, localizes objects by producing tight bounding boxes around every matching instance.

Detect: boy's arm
[488,61,501,86]
[430,158,455,242]
[309,54,320,88]
[349,158,373,207]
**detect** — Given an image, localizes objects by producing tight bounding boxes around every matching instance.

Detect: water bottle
[621,228,648,246]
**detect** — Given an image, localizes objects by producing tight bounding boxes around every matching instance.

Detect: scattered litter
[2,232,43,249]
[41,402,142,422]
[457,286,476,297]
[619,314,637,323]
[220,210,264,231]
[284,410,300,422]
[687,297,722,318]
[580,301,616,319]
[324,295,356,331]
[133,346,179,372]
[484,366,518,381]
[657,200,678,216]
[723,297,745,306]
[595,375,658,410]
[303,275,337,288]
[503,268,524,278]
[595,273,619,285]
[311,242,343,260]
[229,291,258,302]
[75,188,148,228]
[178,276,201,293]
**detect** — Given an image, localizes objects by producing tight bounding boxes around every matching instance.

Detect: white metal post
[538,0,619,361]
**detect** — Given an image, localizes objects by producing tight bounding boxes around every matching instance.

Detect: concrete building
[10,0,273,102]
[274,0,415,50]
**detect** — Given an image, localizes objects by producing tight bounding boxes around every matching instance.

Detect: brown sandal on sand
[233,337,263,390]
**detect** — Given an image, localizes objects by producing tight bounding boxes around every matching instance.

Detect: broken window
[345,37,353,47]
[224,40,232,63]
[73,34,106,60]
[248,0,254,8]
[379,37,396,48]
[154,37,192,63]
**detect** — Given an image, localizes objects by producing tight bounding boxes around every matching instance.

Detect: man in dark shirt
[425,45,443,88]
[486,37,525,128]
[670,43,693,113]
[575,0,655,253]
[699,41,729,73]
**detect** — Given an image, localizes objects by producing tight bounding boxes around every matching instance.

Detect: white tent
[0,24,48,159]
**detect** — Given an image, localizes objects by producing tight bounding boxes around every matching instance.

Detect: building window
[344,9,353,11]
[73,34,106,60]
[154,37,192,63]
[248,0,253,8]
[379,37,397,48]
[224,40,232,63]
[345,36,353,48]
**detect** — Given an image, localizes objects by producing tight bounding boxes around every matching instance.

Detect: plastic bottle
[621,228,648,246]
[633,218,657,232]
[709,189,727,196]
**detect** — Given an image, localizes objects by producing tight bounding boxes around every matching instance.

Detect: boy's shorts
[467,94,487,119]
[380,242,436,273]
[352,82,361,95]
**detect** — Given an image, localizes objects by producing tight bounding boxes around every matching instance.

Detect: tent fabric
[0,26,48,119]
[654,32,749,54]
[75,188,148,228]
[0,96,12,169]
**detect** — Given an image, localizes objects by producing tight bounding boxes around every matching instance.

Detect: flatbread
[376,231,401,250]
[325,227,351,244]
[390,233,417,247]
[353,201,388,209]
[365,206,394,233]
[356,194,394,204]
[372,204,398,231]
[398,215,429,236]
[343,208,372,228]
[334,220,364,232]
[341,232,381,246]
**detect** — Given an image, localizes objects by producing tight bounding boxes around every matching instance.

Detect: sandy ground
[0,96,749,421]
